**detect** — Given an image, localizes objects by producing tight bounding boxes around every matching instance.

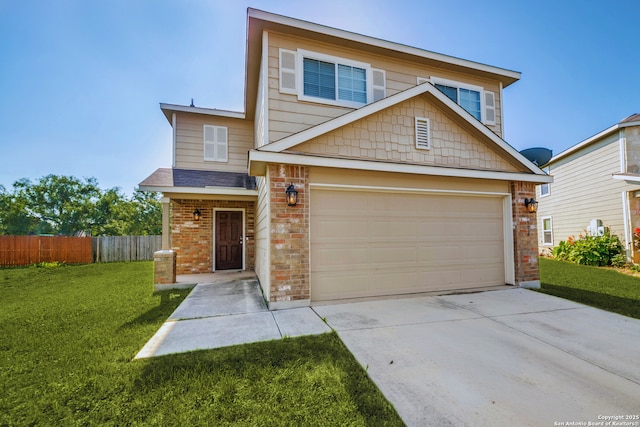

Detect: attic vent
[415,117,430,150]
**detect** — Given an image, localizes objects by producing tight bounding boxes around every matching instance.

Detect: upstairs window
[431,77,495,125]
[280,49,386,108]
[540,167,550,197]
[203,125,228,162]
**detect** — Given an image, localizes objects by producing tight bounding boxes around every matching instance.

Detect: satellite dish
[519,147,552,166]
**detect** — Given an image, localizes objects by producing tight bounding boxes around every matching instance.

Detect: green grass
[538,257,640,319]
[0,262,403,426]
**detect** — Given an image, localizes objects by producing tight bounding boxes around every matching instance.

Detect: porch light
[524,198,538,213]
[193,208,201,221]
[286,183,298,206]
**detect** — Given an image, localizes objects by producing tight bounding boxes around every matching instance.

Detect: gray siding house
[536,113,640,261]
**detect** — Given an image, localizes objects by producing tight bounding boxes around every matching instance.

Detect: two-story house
[536,113,640,261]
[140,8,551,309]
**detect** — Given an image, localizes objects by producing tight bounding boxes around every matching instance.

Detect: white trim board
[249,150,553,184]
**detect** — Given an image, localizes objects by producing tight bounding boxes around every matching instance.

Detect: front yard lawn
[538,257,640,319]
[0,262,402,426]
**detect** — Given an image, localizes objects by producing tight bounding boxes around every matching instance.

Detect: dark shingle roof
[620,113,640,124]
[139,168,256,190]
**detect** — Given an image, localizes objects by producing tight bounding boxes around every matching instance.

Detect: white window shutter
[279,49,297,94]
[415,117,430,150]
[484,91,496,125]
[215,126,228,162]
[204,125,228,162]
[372,68,386,102]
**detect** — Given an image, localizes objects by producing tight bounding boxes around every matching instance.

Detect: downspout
[619,129,632,259]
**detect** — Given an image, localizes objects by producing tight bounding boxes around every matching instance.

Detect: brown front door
[215,211,243,270]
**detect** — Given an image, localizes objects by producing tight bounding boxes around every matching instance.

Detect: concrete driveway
[314,289,640,426]
[139,277,640,426]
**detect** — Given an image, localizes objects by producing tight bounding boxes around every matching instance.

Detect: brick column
[154,250,176,285]
[511,181,540,288]
[268,164,310,309]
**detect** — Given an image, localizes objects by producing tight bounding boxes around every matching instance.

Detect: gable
[288,93,524,173]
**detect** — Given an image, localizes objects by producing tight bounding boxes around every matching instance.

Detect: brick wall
[268,164,310,304]
[171,199,255,275]
[511,181,540,285]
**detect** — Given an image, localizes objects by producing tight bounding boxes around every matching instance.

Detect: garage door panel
[311,190,507,302]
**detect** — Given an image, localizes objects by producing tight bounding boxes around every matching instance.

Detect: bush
[552,231,624,266]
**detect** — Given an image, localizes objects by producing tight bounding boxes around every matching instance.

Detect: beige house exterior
[140,8,551,309]
[536,114,640,261]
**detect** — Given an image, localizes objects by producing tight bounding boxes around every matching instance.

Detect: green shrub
[610,254,627,268]
[552,231,624,266]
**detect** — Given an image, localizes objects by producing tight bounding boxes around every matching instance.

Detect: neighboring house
[139,8,551,309]
[536,113,640,261]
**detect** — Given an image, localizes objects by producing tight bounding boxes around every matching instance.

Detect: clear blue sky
[1,0,638,194]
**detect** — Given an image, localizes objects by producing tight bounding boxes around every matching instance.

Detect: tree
[13,175,101,236]
[0,175,161,236]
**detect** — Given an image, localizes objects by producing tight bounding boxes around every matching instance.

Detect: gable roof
[245,8,521,120]
[549,113,640,164]
[256,81,545,176]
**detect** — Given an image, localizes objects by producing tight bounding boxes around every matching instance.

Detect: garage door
[310,189,507,302]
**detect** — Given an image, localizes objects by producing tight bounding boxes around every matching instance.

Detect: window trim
[296,49,373,109]
[430,76,486,123]
[542,216,553,246]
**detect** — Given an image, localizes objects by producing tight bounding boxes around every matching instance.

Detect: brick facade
[267,164,310,304]
[511,181,540,286]
[171,199,255,275]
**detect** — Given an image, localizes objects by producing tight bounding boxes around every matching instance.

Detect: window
[203,125,228,162]
[542,217,553,245]
[279,49,386,108]
[301,54,367,106]
[431,77,495,125]
[540,168,550,197]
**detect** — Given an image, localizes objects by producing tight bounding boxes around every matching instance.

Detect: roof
[244,8,521,120]
[139,168,257,195]
[548,113,640,164]
[620,113,640,124]
[159,103,245,125]
[254,81,547,178]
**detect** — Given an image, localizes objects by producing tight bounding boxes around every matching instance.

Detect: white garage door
[310,189,507,302]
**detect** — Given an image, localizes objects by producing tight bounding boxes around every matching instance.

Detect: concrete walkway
[136,274,330,358]
[136,276,640,426]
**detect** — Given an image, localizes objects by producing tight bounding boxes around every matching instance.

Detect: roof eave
[249,150,553,184]
[244,8,521,121]
[138,185,257,197]
[160,103,246,124]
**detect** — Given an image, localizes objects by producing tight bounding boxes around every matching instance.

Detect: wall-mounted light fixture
[193,208,201,221]
[286,183,298,206]
[524,198,538,213]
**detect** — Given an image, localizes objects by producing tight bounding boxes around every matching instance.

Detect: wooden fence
[0,235,93,266]
[92,235,161,263]
[0,235,162,266]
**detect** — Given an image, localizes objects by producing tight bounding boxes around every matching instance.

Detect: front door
[215,211,243,270]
